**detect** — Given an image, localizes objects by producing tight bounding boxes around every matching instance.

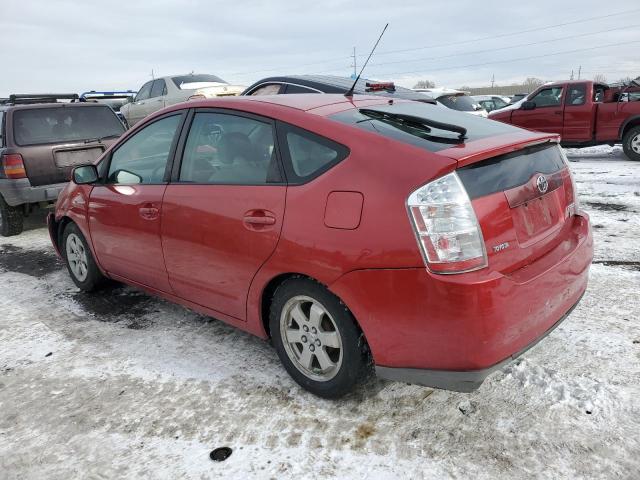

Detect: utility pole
[151,69,155,80]
[491,74,495,90]
[570,69,574,80]
[578,65,581,80]
[351,47,357,79]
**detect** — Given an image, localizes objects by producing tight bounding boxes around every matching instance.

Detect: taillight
[407,171,487,274]
[2,153,27,179]
[559,148,579,213]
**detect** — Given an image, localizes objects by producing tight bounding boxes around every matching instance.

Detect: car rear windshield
[437,94,483,112]
[13,105,125,146]
[330,102,519,152]
[172,74,227,89]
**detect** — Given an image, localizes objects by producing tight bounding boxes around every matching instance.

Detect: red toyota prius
[48,94,592,398]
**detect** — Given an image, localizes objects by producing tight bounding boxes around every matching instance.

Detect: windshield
[438,94,483,112]
[172,74,227,90]
[330,101,519,152]
[13,105,125,146]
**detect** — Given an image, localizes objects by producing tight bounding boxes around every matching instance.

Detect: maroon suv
[0,94,125,236]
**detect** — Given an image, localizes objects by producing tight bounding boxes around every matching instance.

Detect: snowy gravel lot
[0,147,638,479]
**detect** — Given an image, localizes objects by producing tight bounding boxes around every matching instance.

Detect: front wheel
[62,222,105,291]
[622,126,640,161]
[270,277,369,398]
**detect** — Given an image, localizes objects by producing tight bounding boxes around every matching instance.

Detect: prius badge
[536,174,549,194]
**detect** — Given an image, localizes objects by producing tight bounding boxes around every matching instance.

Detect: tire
[0,195,24,237]
[622,126,640,161]
[270,277,369,398]
[62,222,105,291]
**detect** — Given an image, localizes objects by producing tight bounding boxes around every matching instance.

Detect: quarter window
[284,84,319,94]
[280,124,348,182]
[531,87,563,107]
[179,112,281,184]
[107,114,182,184]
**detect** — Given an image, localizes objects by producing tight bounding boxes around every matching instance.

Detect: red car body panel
[49,94,593,390]
[489,80,640,146]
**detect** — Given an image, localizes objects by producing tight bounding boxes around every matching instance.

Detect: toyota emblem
[536,175,549,194]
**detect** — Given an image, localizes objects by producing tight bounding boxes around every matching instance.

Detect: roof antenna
[345,23,389,98]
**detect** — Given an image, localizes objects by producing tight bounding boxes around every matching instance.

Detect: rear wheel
[62,222,105,291]
[270,277,369,398]
[622,126,640,161]
[0,195,24,237]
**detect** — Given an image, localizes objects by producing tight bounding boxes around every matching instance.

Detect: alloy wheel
[65,233,89,282]
[280,295,343,382]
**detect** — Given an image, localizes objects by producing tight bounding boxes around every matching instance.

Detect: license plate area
[511,192,564,247]
[54,147,104,167]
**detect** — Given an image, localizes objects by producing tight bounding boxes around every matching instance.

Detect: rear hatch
[454,140,576,273]
[10,104,124,186]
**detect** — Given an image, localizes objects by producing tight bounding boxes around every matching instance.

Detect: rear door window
[278,123,349,183]
[284,84,320,94]
[13,106,125,146]
[150,79,167,98]
[135,81,153,101]
[566,84,586,106]
[107,114,182,184]
[249,84,283,96]
[178,111,282,184]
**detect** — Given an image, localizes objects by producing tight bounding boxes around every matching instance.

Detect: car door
[127,81,153,126]
[142,79,167,118]
[161,109,286,320]
[562,83,595,142]
[88,112,185,292]
[510,86,565,134]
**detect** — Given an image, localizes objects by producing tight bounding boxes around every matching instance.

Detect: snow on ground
[0,147,639,479]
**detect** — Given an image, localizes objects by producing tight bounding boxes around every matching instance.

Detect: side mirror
[521,101,536,110]
[72,164,99,184]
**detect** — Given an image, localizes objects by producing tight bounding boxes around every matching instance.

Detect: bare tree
[413,79,435,89]
[615,76,632,85]
[523,77,544,92]
[593,74,608,84]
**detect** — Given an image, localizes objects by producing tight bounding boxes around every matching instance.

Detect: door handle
[554,111,562,115]
[243,210,276,230]
[139,203,159,220]
[244,215,276,225]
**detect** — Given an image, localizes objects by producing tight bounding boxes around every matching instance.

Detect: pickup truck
[489,79,640,161]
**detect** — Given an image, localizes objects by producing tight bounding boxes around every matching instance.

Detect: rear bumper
[375,291,584,392]
[0,178,67,207]
[329,213,593,391]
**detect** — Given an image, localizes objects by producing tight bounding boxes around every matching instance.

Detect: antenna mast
[345,23,389,98]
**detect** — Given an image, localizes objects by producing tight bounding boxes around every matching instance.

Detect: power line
[347,24,640,71]
[227,7,640,77]
[366,40,640,77]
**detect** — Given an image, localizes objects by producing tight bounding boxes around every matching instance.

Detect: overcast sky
[1,0,639,96]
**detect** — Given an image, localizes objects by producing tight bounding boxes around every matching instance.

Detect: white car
[471,95,511,113]
[413,88,488,117]
[120,74,245,127]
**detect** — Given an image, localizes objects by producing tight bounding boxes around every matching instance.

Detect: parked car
[489,79,640,161]
[472,95,510,113]
[242,74,437,103]
[509,93,528,104]
[414,88,488,117]
[49,93,592,398]
[81,90,136,127]
[120,74,244,127]
[0,94,125,236]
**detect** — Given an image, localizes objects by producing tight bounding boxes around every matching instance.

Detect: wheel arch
[259,272,370,353]
[620,115,640,139]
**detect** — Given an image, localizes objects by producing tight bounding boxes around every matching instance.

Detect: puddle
[584,202,629,212]
[592,260,640,272]
[0,245,63,277]
[71,284,155,325]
